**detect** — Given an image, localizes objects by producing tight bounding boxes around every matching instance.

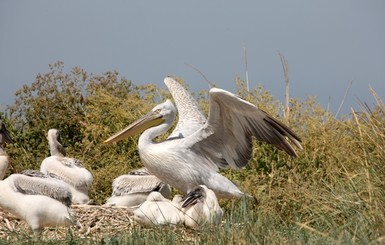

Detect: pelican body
[105,167,171,207]
[133,191,184,226]
[104,77,302,199]
[41,129,93,204]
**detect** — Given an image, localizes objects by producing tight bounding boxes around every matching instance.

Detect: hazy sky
[1,1,384,115]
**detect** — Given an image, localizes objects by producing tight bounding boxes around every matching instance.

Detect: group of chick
[0,121,223,236]
[105,167,223,227]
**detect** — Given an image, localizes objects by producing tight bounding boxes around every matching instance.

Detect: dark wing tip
[263,115,303,157]
[182,186,206,208]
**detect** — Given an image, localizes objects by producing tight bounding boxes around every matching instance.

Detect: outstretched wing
[187,88,303,169]
[164,77,206,139]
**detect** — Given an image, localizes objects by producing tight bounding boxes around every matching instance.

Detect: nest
[0,205,135,241]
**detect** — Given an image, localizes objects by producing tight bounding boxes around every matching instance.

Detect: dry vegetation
[0,61,384,244]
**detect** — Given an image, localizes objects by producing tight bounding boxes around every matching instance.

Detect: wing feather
[164,77,206,138]
[112,175,165,196]
[185,88,302,169]
[40,156,93,190]
[10,173,72,206]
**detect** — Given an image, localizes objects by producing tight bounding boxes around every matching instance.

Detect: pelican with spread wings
[104,77,302,198]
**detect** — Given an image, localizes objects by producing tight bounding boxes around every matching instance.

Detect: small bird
[181,185,223,227]
[105,167,171,207]
[40,129,93,204]
[133,191,185,226]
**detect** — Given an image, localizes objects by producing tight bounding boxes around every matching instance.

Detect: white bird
[40,129,93,204]
[105,167,171,207]
[181,185,223,227]
[0,173,76,235]
[133,191,184,226]
[104,77,302,199]
[0,125,76,235]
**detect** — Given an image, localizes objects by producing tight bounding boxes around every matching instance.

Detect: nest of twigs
[0,205,135,241]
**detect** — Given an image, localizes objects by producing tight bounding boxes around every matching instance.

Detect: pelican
[105,167,171,207]
[0,124,76,235]
[0,173,76,235]
[40,129,93,204]
[0,120,13,179]
[181,185,223,227]
[133,191,185,226]
[104,77,303,199]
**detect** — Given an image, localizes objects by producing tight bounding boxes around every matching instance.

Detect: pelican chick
[133,192,184,226]
[0,171,76,235]
[181,185,223,227]
[0,123,77,235]
[105,167,171,207]
[40,129,93,204]
[104,77,303,199]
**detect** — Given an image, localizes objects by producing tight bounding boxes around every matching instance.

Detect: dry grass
[0,205,135,241]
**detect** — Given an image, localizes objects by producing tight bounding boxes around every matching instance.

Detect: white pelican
[0,172,76,235]
[181,185,223,227]
[0,125,76,235]
[105,167,171,207]
[104,77,303,199]
[0,120,13,179]
[40,129,93,204]
[133,191,184,226]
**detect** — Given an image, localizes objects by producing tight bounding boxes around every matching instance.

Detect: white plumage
[104,77,303,199]
[0,173,75,235]
[105,167,171,207]
[133,191,184,226]
[40,129,93,204]
[0,123,76,235]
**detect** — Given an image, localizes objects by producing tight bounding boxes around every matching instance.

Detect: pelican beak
[103,110,165,144]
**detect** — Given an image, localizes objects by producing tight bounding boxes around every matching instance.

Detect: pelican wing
[11,174,72,206]
[129,167,150,176]
[164,77,206,138]
[188,88,302,169]
[41,156,93,190]
[112,175,165,196]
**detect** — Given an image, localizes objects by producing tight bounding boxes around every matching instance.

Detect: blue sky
[1,1,384,115]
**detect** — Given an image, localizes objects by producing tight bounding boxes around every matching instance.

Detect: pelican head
[47,128,66,157]
[104,99,176,144]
